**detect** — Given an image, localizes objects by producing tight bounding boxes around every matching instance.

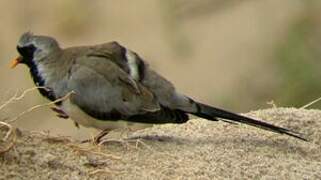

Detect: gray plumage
[12,32,307,141]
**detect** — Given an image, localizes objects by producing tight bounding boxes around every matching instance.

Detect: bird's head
[11,32,61,68]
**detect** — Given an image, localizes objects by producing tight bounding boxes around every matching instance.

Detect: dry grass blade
[7,91,75,123]
[0,121,17,154]
[97,137,154,152]
[88,168,113,176]
[0,87,48,111]
[300,96,321,109]
[69,144,121,160]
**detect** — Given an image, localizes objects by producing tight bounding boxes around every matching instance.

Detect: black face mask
[17,44,37,64]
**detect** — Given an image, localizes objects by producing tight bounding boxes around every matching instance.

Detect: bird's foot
[50,106,69,119]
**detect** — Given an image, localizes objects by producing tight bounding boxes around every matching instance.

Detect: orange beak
[10,56,22,69]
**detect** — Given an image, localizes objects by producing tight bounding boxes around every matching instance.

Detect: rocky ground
[0,108,321,179]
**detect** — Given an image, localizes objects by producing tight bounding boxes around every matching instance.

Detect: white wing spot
[125,49,139,80]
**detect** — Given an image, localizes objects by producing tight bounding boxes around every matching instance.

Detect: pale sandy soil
[1,108,320,179]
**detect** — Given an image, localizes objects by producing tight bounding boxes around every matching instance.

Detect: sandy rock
[0,108,320,179]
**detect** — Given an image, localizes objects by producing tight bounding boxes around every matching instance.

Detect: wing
[87,42,187,109]
[67,54,161,121]
[87,41,146,82]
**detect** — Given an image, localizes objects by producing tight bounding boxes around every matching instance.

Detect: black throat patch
[17,44,57,102]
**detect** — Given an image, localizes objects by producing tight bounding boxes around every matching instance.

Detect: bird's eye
[17,44,37,60]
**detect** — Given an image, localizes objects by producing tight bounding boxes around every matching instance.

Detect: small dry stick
[7,91,75,124]
[300,96,321,109]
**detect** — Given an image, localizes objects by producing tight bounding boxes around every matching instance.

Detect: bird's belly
[61,99,152,130]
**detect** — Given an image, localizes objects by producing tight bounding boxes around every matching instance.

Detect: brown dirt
[1,107,321,179]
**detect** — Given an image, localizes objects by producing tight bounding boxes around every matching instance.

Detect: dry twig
[7,91,75,123]
[0,88,46,154]
[0,121,17,154]
[0,87,48,111]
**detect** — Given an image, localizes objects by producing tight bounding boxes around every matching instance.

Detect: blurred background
[0,0,321,138]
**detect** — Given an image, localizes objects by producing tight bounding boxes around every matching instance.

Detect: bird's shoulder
[64,41,147,82]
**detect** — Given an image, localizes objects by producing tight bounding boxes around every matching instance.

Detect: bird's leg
[81,128,112,144]
[51,106,80,128]
[73,121,80,128]
[50,106,69,119]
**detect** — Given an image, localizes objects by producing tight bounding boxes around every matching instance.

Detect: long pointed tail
[191,101,307,141]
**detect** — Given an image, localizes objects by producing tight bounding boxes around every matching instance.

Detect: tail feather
[191,102,307,141]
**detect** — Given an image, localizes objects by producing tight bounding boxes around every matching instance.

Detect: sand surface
[1,108,321,179]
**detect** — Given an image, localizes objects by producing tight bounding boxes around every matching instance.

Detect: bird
[10,32,306,142]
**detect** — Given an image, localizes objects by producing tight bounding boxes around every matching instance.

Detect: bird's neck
[28,52,66,102]
[28,60,57,101]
